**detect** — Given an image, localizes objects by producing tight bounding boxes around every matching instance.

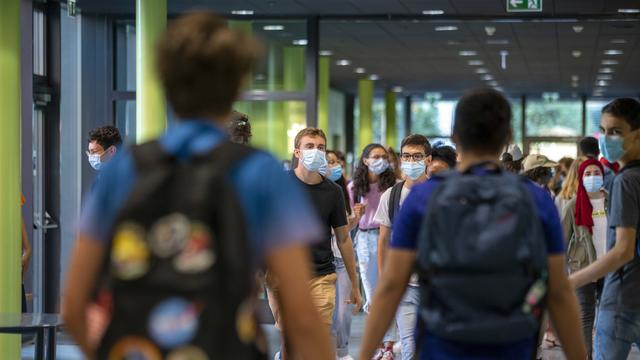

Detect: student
[550,157,574,196]
[228,110,251,145]
[580,137,599,159]
[327,149,360,360]
[427,145,457,178]
[63,12,333,359]
[267,128,363,360]
[501,144,524,174]
[569,98,640,360]
[387,147,403,180]
[374,134,432,360]
[561,158,607,358]
[555,157,585,215]
[347,144,396,313]
[522,154,557,192]
[86,126,122,171]
[359,88,586,360]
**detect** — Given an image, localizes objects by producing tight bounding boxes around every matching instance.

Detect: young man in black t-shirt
[267,128,362,359]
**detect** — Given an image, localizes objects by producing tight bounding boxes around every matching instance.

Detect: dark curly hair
[352,144,396,201]
[523,166,552,187]
[88,126,122,150]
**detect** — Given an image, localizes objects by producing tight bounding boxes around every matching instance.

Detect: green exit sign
[507,0,543,12]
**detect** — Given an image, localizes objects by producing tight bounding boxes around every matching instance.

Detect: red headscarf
[600,157,620,174]
[575,158,605,233]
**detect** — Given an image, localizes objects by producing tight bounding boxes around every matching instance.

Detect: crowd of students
[60,11,640,360]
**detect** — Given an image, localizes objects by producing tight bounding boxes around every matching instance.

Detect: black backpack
[387,181,405,226]
[416,166,548,345]
[96,140,266,359]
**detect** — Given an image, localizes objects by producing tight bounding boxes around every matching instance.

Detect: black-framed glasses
[401,152,426,162]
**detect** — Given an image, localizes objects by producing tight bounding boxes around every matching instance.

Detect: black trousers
[576,278,604,359]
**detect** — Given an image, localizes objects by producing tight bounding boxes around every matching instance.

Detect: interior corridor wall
[328,88,346,152]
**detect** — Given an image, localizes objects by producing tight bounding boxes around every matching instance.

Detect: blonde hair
[558,156,586,200]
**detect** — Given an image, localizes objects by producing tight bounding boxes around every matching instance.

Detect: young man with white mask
[267,128,362,359]
[373,134,432,360]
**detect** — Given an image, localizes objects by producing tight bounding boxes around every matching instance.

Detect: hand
[353,203,366,219]
[347,286,363,314]
[568,273,578,289]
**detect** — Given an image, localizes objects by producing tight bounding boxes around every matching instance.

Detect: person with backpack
[569,98,640,360]
[62,12,334,359]
[427,145,457,178]
[359,88,586,360]
[560,157,608,358]
[373,134,432,360]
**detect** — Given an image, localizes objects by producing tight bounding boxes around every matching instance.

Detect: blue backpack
[416,166,548,344]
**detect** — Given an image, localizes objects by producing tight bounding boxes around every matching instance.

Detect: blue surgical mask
[319,158,328,176]
[88,154,102,171]
[301,149,326,173]
[583,175,603,193]
[599,135,625,163]
[328,166,343,182]
[368,158,389,175]
[401,161,426,180]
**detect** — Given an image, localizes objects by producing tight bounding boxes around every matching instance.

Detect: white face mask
[301,149,326,172]
[87,153,102,170]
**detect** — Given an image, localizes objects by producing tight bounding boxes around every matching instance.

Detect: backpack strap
[388,181,406,225]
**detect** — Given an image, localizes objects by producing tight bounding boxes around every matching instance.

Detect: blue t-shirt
[79,120,322,266]
[391,168,565,360]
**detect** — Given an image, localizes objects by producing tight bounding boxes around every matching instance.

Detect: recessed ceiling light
[611,39,627,44]
[336,59,351,66]
[292,39,307,46]
[435,26,458,31]
[601,59,619,65]
[599,68,615,73]
[488,81,499,86]
[487,39,509,45]
[263,25,284,31]
[459,50,478,56]
[597,74,613,80]
[355,67,366,73]
[468,60,484,66]
[369,74,380,81]
[484,26,496,36]
[475,68,489,74]
[481,74,494,81]
[319,50,333,56]
[572,50,582,58]
[596,80,609,86]
[618,8,640,14]
[571,75,579,82]
[447,40,462,46]
[422,9,445,15]
[572,82,579,88]
[231,10,254,15]
[392,86,403,92]
[604,49,623,55]
[572,25,584,33]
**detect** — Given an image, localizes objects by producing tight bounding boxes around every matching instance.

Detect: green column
[0,0,22,356]
[385,91,397,148]
[283,46,306,158]
[358,79,374,148]
[136,0,166,143]
[318,56,330,134]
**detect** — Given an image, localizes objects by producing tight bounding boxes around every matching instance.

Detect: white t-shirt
[374,185,419,287]
[591,197,608,260]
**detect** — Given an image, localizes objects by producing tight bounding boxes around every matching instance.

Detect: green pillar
[385,91,397,148]
[358,79,374,148]
[318,56,330,134]
[136,0,166,143]
[0,0,22,356]
[283,46,306,158]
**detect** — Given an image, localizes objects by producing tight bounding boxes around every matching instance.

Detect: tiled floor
[20,314,640,359]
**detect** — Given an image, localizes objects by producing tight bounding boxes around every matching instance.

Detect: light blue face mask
[401,160,426,180]
[368,158,389,175]
[328,166,343,182]
[301,149,326,173]
[599,135,625,163]
[88,154,102,171]
[582,175,604,193]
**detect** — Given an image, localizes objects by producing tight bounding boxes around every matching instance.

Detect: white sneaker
[274,351,281,360]
[337,355,354,360]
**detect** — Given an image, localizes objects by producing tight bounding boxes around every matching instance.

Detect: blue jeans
[395,286,419,360]
[333,257,353,357]
[594,309,640,360]
[355,229,379,312]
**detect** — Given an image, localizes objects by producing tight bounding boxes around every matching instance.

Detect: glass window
[411,97,455,137]
[115,21,136,91]
[33,9,46,76]
[586,100,611,137]
[395,99,406,145]
[511,99,523,150]
[372,99,385,144]
[232,20,307,92]
[527,141,578,162]
[233,100,306,160]
[525,100,582,136]
[114,100,136,144]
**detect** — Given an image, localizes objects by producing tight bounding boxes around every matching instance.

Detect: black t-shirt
[291,172,348,276]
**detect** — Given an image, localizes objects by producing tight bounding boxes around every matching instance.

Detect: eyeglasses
[401,153,426,162]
